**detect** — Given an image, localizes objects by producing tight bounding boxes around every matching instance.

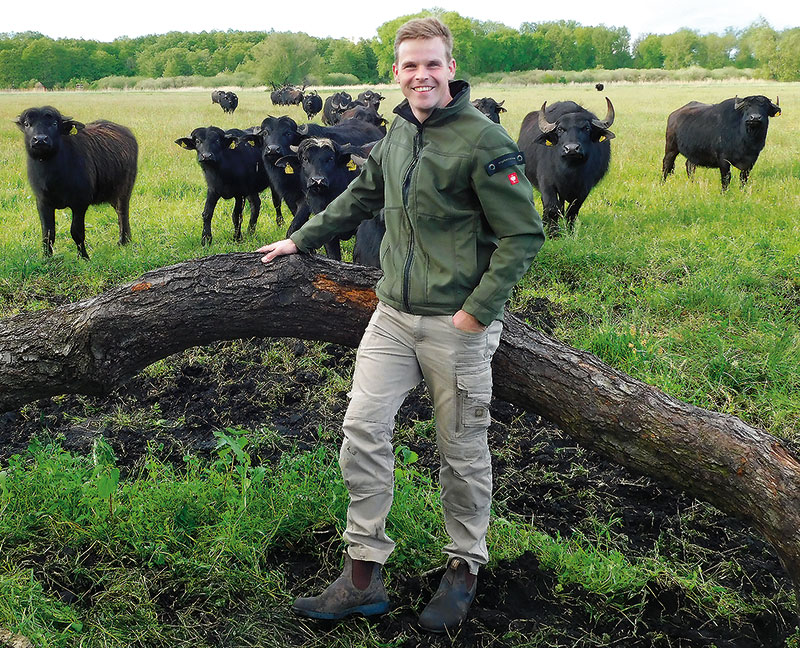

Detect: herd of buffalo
[12,86,782,259]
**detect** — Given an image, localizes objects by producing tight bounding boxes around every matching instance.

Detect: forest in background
[0,9,798,89]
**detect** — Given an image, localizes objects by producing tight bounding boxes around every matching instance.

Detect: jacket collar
[393,80,471,128]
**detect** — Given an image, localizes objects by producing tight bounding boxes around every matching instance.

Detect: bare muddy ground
[1,332,797,647]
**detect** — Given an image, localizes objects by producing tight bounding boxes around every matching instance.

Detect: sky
[3,0,799,43]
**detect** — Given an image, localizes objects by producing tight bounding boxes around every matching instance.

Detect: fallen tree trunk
[1,252,799,606]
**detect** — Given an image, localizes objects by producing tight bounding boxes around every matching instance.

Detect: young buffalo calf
[15,106,138,258]
[176,126,280,245]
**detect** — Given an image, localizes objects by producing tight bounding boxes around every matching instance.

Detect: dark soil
[1,332,797,647]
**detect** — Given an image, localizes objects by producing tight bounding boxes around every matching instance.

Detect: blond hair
[394,17,453,63]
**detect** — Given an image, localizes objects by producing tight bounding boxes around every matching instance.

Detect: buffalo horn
[592,97,615,129]
[537,102,557,133]
[734,95,744,111]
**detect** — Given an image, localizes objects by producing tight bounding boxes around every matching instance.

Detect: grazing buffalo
[15,106,137,258]
[518,98,615,236]
[595,83,604,91]
[322,91,353,125]
[219,91,238,114]
[662,95,781,191]
[175,126,279,244]
[471,97,506,123]
[302,91,323,120]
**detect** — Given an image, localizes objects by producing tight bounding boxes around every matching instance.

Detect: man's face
[392,37,456,123]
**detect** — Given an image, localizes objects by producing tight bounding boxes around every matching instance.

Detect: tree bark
[1,252,799,606]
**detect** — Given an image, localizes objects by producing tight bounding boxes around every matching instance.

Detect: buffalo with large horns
[518,98,615,236]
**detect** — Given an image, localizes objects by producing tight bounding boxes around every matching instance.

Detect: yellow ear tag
[599,135,607,142]
[776,110,782,116]
[346,159,357,171]
[70,126,78,135]
[248,140,255,146]
[284,164,294,174]
[545,140,554,146]
[180,141,188,148]
[229,141,236,149]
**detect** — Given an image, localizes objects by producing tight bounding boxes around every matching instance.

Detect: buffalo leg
[231,196,245,242]
[662,138,679,181]
[719,160,732,192]
[540,189,563,238]
[323,237,342,261]
[246,193,261,236]
[685,160,697,179]
[270,188,283,227]
[36,199,56,257]
[286,202,311,237]
[114,194,132,246]
[69,205,89,260]
[740,168,751,187]
[201,192,220,246]
[565,196,586,234]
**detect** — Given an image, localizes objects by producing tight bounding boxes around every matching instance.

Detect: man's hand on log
[258,239,299,264]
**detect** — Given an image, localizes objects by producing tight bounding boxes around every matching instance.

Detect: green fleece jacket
[290,80,545,325]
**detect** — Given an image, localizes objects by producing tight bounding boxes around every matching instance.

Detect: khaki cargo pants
[341,301,503,574]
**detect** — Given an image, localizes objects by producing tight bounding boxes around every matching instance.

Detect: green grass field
[0,82,799,646]
[1,82,797,435]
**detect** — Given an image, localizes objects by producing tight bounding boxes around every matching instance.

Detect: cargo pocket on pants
[455,363,492,431]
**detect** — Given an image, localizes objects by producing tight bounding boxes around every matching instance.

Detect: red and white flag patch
[508,172,519,185]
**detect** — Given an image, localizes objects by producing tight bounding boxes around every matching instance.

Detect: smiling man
[257,16,544,634]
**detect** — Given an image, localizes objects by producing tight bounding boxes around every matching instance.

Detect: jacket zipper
[401,126,423,311]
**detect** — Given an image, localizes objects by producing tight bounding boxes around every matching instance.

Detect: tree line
[1,12,797,89]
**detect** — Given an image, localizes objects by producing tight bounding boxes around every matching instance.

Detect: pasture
[0,82,799,647]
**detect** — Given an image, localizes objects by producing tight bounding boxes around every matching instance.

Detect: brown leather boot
[292,554,390,620]
[418,557,477,633]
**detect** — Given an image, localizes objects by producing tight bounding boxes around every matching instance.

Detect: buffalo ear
[62,120,84,135]
[275,155,299,174]
[535,132,557,146]
[175,137,196,150]
[592,127,615,142]
[769,98,781,117]
[242,133,263,148]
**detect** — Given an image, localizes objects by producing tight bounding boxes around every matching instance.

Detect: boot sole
[292,600,390,620]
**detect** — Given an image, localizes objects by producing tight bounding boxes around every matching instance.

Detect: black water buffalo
[239,116,310,230]
[276,137,366,259]
[336,105,388,134]
[297,119,385,146]
[322,92,353,125]
[353,209,385,268]
[471,97,506,123]
[219,91,238,113]
[175,126,279,244]
[270,84,305,106]
[15,106,137,258]
[302,91,323,120]
[356,90,384,112]
[661,95,781,191]
[595,83,604,91]
[518,98,615,236]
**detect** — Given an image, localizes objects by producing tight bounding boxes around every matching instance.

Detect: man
[258,17,544,633]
